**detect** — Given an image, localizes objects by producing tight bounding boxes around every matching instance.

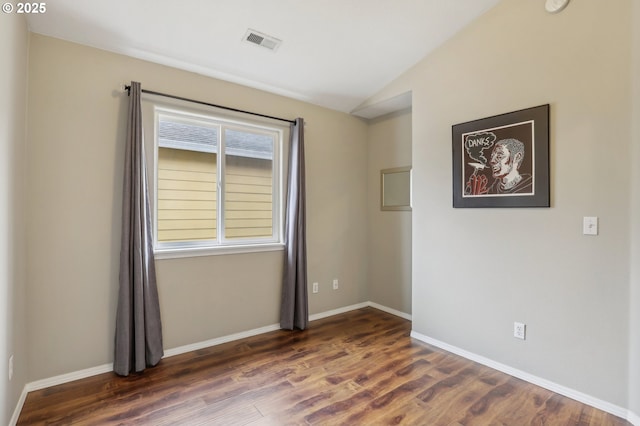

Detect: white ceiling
[26,0,500,115]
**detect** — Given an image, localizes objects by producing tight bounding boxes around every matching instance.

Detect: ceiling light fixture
[545,0,570,14]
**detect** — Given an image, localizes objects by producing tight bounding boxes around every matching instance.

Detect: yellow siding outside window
[157,148,273,242]
[157,148,217,242]
[225,155,273,239]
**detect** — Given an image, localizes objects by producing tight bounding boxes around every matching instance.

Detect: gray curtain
[114,81,164,376]
[280,118,308,330]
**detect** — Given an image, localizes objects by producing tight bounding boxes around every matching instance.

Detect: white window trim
[154,242,284,260]
[143,96,287,257]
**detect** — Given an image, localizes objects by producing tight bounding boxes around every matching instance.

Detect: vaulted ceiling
[26,0,500,114]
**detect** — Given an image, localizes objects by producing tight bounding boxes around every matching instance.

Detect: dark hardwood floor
[18,308,630,425]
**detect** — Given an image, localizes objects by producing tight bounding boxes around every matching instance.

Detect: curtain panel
[114,81,164,376]
[280,118,308,330]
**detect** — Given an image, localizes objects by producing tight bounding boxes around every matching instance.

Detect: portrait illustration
[452,105,549,208]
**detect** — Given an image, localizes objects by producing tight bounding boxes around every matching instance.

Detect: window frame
[143,98,286,259]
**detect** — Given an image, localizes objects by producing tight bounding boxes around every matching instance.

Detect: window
[149,106,284,257]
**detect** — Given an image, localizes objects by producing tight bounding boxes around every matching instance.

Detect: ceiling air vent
[243,29,282,52]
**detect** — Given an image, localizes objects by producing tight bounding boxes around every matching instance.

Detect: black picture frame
[452,104,550,208]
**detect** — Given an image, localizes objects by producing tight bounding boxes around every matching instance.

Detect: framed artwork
[452,104,550,208]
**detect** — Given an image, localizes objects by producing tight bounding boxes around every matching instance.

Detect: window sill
[154,243,285,260]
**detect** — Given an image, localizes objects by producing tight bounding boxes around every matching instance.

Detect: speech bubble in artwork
[464,132,496,166]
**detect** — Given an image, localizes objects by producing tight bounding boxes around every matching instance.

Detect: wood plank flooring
[18,308,630,425]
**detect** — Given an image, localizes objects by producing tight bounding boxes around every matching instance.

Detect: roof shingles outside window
[158,120,273,160]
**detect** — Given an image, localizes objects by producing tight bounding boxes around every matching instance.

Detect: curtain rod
[124,85,296,125]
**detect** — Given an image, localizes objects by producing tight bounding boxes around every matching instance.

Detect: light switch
[583,216,598,236]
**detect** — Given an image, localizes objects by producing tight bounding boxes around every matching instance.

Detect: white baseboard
[9,363,114,425]
[410,330,630,422]
[367,301,412,321]
[26,363,113,392]
[167,301,403,357]
[628,410,640,425]
[163,323,281,358]
[9,302,373,393]
[9,387,28,426]
[167,301,409,357]
[309,302,369,321]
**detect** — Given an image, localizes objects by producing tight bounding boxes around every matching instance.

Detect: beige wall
[367,110,412,315]
[20,0,640,419]
[0,12,29,425]
[26,34,369,380]
[364,0,633,409]
[629,0,640,418]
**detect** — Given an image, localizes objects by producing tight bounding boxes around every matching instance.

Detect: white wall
[0,12,29,426]
[363,0,632,409]
[367,110,412,315]
[26,35,369,381]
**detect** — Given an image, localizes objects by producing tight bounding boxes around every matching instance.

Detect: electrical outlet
[514,322,526,340]
[312,282,319,293]
[8,355,13,381]
[332,279,339,290]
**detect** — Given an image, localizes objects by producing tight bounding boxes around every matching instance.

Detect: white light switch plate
[583,216,598,236]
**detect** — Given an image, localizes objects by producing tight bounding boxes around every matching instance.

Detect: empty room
[2,0,640,424]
